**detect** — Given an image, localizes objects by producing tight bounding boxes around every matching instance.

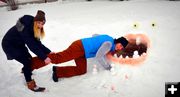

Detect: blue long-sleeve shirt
[81,35,115,58]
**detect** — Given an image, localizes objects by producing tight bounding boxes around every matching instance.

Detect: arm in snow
[95,41,112,70]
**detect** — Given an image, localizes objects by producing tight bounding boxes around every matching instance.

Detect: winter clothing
[31,57,46,70]
[1,14,51,84]
[2,15,51,60]
[30,35,119,81]
[48,40,87,78]
[34,10,46,22]
[52,66,58,82]
[95,41,113,70]
[81,35,115,58]
[114,37,128,48]
[15,57,32,82]
[26,34,127,82]
[27,79,45,92]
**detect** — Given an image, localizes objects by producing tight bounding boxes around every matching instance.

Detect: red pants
[31,40,87,78]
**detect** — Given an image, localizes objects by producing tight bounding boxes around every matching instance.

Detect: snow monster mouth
[107,33,150,66]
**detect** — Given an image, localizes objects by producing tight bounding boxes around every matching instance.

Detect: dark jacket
[1,15,51,60]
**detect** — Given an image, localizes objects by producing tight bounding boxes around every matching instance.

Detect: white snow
[1,0,180,97]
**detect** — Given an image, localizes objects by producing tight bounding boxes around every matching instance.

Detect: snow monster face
[107,33,150,66]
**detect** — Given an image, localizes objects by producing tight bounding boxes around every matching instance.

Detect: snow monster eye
[107,33,150,66]
[152,23,155,27]
[133,23,139,29]
[151,22,157,27]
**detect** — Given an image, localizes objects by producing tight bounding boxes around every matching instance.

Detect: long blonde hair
[33,21,45,39]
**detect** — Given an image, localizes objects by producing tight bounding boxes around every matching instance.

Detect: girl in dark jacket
[1,10,52,92]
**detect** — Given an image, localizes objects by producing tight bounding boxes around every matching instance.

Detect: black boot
[52,66,58,82]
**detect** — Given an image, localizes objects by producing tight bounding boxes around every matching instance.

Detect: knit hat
[34,10,46,22]
[114,37,129,48]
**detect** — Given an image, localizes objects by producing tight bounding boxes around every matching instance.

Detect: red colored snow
[107,33,150,66]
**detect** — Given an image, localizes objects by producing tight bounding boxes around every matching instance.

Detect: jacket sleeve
[15,15,51,60]
[40,44,51,54]
[19,28,49,60]
[95,41,112,70]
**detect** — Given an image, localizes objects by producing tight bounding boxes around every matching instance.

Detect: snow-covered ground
[0,0,180,97]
